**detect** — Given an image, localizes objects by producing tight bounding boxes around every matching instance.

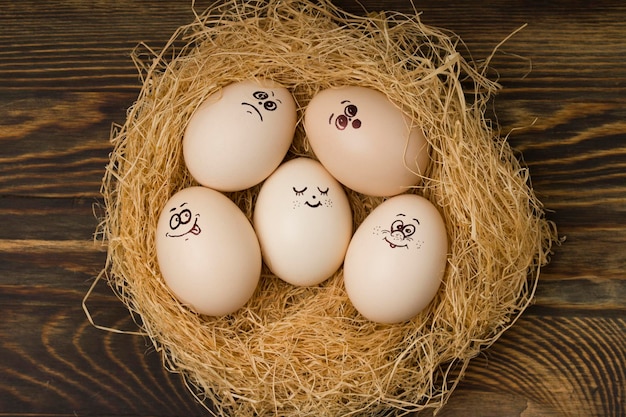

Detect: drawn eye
[317,187,329,195]
[335,115,348,130]
[169,213,181,230]
[391,220,404,232]
[391,219,404,232]
[344,104,358,117]
[253,91,269,100]
[293,186,308,196]
[403,224,416,237]
[179,209,192,225]
[264,100,277,111]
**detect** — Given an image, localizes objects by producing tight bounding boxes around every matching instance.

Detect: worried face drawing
[182,79,297,192]
[165,202,201,240]
[241,90,282,121]
[291,185,333,209]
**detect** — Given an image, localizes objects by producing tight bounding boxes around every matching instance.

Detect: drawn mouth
[241,102,263,121]
[305,201,322,208]
[384,237,407,249]
[189,221,201,235]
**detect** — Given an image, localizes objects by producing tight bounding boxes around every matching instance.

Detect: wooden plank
[429,314,626,417]
[0,0,624,416]
[1,291,622,416]
[0,301,210,416]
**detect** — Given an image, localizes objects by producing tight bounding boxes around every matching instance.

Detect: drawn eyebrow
[341,100,351,104]
[171,202,187,212]
[275,98,282,104]
[396,213,406,217]
[413,218,420,225]
[328,113,334,124]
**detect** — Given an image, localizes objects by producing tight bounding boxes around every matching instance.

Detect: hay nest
[96,0,557,415]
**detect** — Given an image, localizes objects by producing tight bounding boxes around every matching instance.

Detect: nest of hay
[97,1,557,415]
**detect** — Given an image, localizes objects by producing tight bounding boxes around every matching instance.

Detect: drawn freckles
[292,186,332,209]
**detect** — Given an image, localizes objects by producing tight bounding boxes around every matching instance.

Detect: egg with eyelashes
[253,157,353,287]
[343,193,448,324]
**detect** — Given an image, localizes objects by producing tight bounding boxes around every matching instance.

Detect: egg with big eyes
[343,194,448,324]
[304,86,429,197]
[183,79,297,192]
[156,186,261,316]
[253,158,353,286]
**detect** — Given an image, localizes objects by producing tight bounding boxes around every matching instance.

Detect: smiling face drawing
[372,213,423,250]
[241,90,282,121]
[291,185,333,209]
[252,158,354,286]
[165,202,201,240]
[343,194,448,324]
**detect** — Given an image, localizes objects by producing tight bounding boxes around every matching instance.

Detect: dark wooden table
[1,1,624,416]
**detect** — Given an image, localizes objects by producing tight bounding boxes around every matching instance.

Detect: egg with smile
[343,194,448,323]
[253,158,353,286]
[156,186,262,316]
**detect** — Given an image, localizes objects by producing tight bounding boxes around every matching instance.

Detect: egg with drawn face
[253,158,353,286]
[343,194,448,324]
[183,79,297,192]
[304,86,429,197]
[156,186,261,316]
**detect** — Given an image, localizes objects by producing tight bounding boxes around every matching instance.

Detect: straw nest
[97,0,557,415]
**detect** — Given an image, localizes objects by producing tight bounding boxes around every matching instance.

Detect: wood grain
[1,0,624,416]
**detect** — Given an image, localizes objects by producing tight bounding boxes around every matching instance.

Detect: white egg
[156,186,261,316]
[253,158,353,286]
[183,79,297,191]
[304,86,429,197]
[343,194,448,324]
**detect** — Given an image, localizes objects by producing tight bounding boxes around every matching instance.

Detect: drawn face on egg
[372,213,423,251]
[329,100,362,130]
[183,80,297,192]
[165,202,201,240]
[253,158,354,287]
[291,185,332,209]
[241,89,282,122]
[305,86,430,197]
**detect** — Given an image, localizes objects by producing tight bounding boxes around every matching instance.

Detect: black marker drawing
[328,100,362,130]
[241,90,282,122]
[378,213,420,250]
[292,185,333,209]
[166,202,201,240]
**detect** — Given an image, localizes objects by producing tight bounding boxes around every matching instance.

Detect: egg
[155,186,261,316]
[253,158,353,286]
[304,86,429,197]
[343,194,448,324]
[183,79,297,192]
